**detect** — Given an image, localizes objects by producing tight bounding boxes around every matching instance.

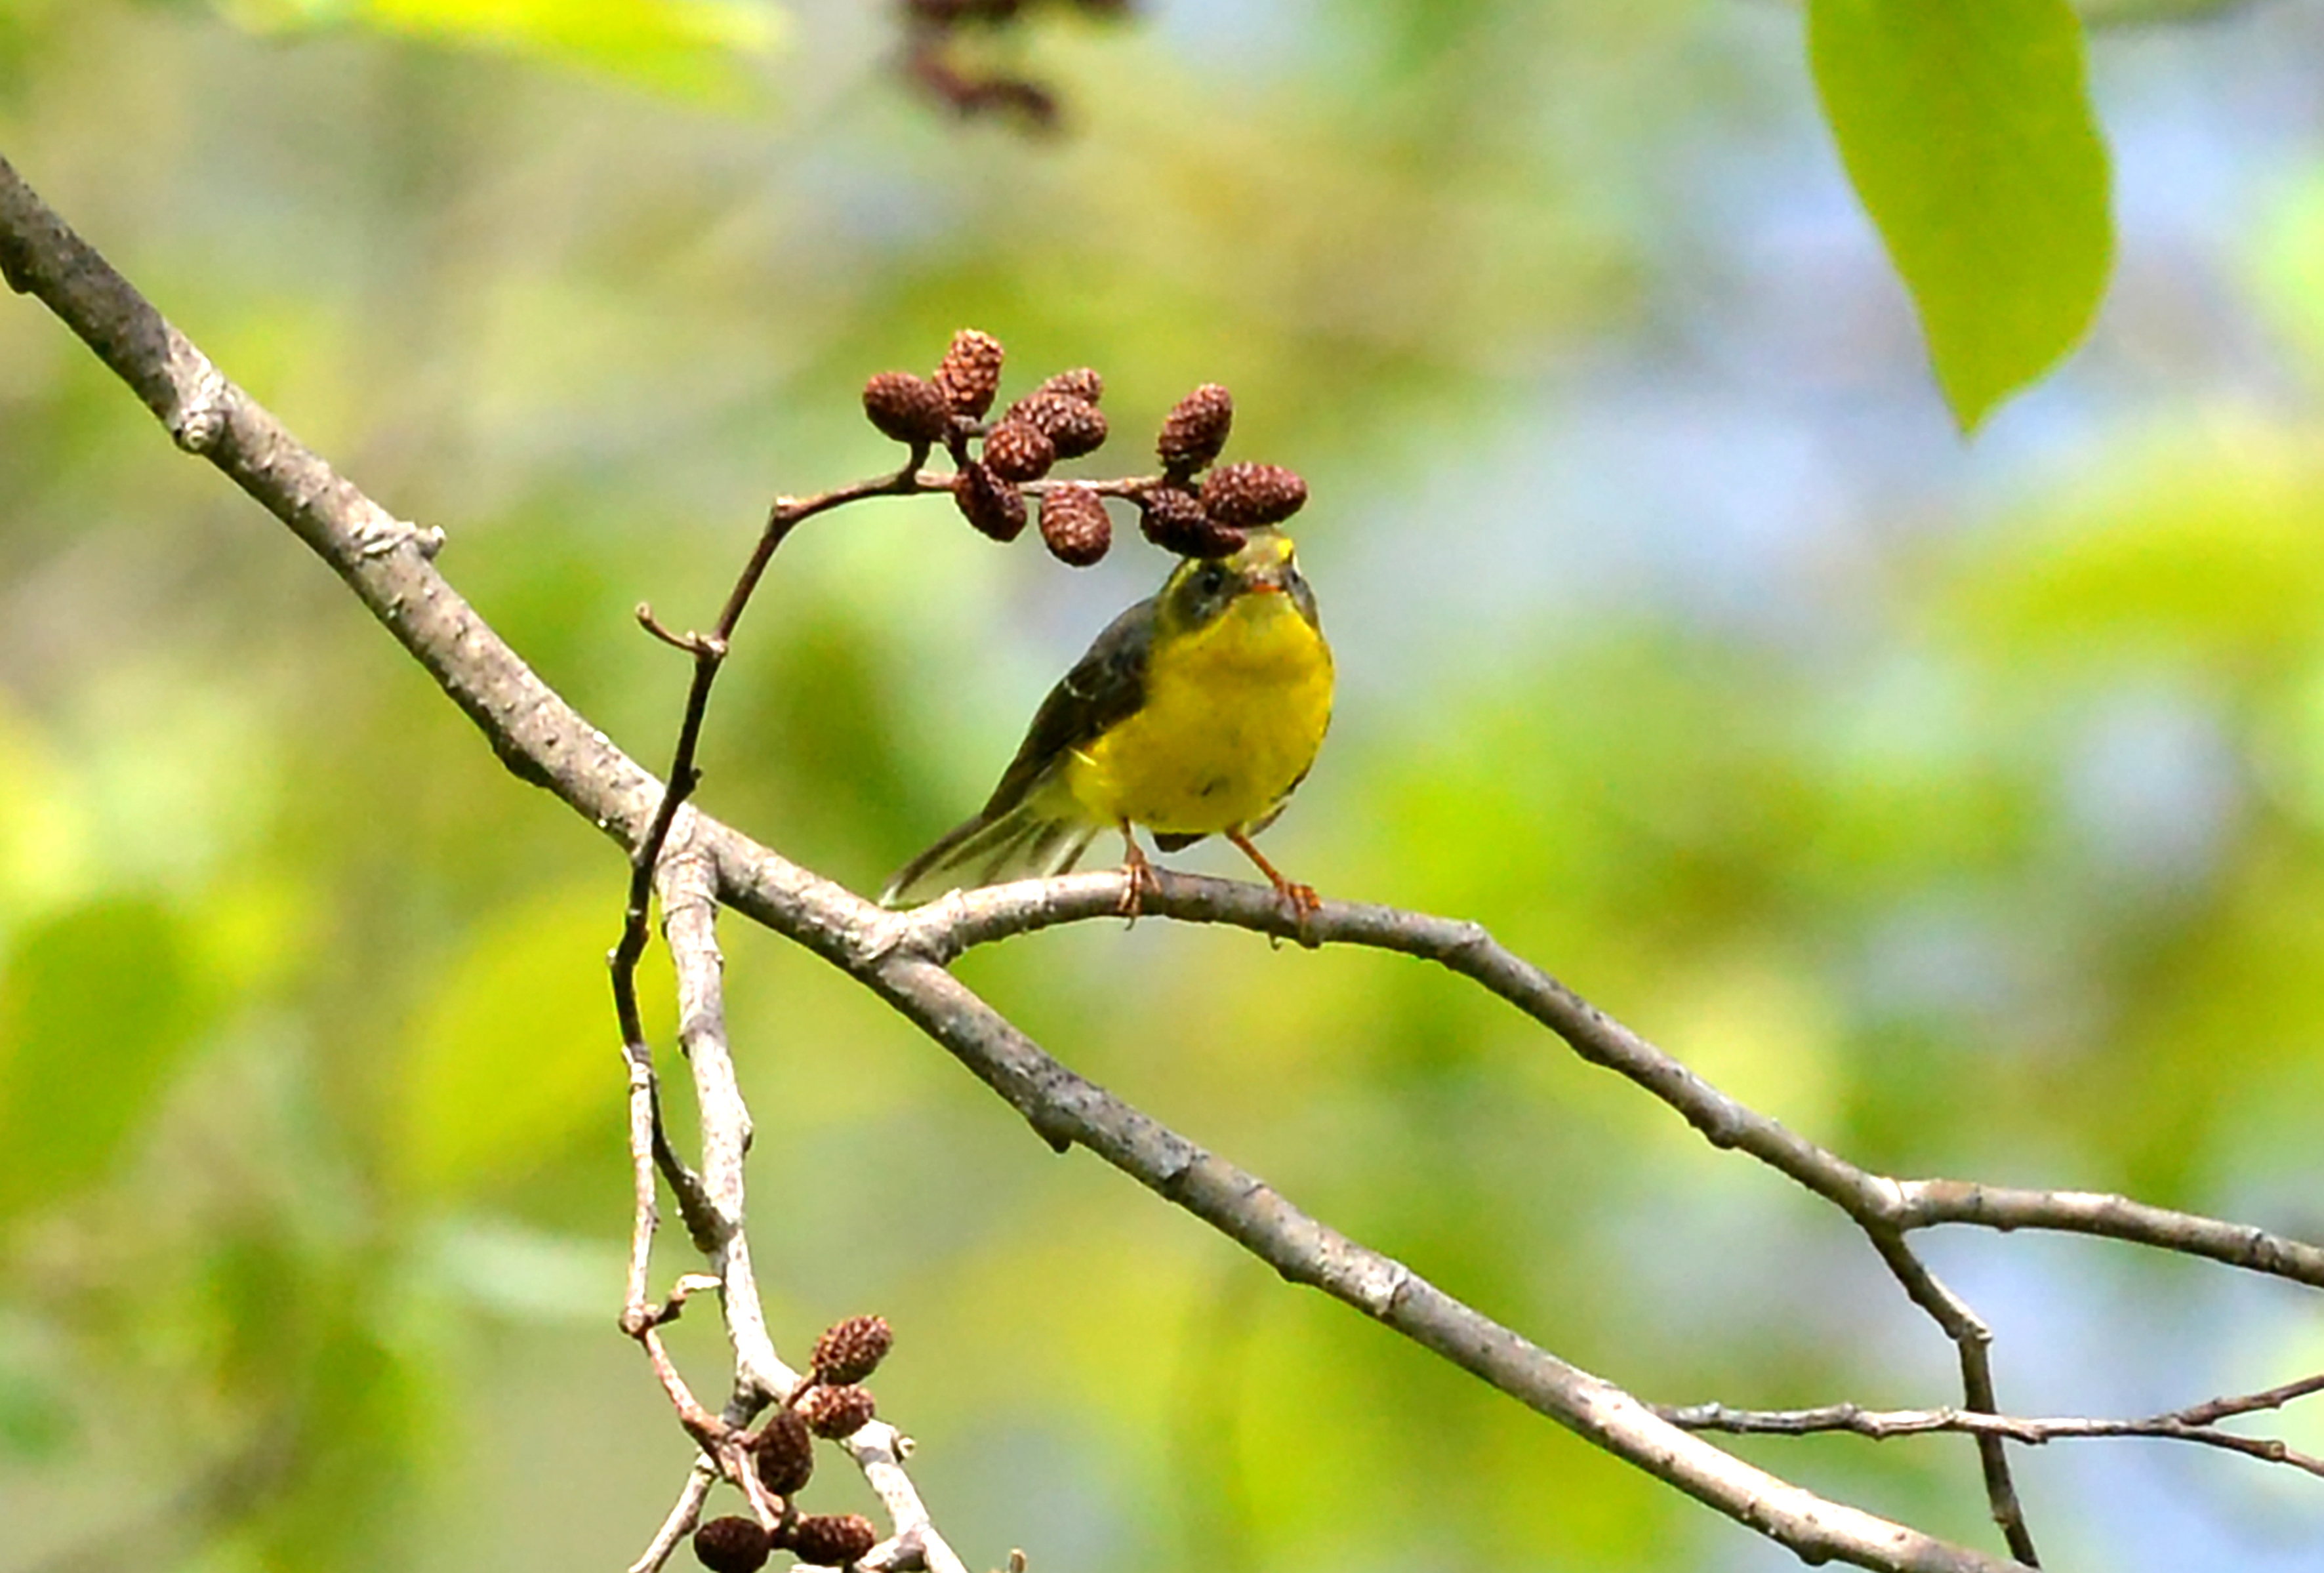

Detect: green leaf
[217,0,784,104]
[0,898,203,1221]
[1808,0,2113,430]
[392,884,646,1201]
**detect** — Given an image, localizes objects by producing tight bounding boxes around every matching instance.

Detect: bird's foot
[1117,840,1162,920]
[1227,830,1322,947]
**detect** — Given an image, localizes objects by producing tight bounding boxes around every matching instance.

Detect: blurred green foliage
[3,3,2323,1572]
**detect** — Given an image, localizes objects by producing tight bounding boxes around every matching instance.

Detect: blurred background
[5,1,2324,1569]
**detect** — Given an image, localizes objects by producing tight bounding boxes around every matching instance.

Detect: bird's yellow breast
[1064,587,1334,836]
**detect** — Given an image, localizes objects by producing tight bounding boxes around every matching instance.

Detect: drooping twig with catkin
[609,328,1313,1568]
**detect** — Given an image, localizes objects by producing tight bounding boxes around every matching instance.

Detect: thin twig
[598,450,964,1568]
[655,833,973,1573]
[659,828,786,1398]
[1865,1229,2038,1566]
[628,1463,717,1573]
[637,1319,730,1450]
[1659,1372,2324,1480]
[2178,1370,2324,1424]
[621,1041,663,1333]
[605,459,947,1270]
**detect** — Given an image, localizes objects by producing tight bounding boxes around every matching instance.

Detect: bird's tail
[879,793,1103,908]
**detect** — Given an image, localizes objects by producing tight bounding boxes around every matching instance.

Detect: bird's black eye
[1172,558,1238,628]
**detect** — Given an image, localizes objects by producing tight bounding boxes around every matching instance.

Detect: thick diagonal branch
[10,148,2315,1573]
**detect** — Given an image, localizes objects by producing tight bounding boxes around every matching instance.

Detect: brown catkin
[933,329,1005,418]
[800,1383,878,1439]
[859,371,951,446]
[1004,391,1109,459]
[1156,382,1234,473]
[693,1517,772,1573]
[1138,486,1244,559]
[811,1315,895,1385]
[1200,462,1309,529]
[1033,366,1103,405]
[752,1408,815,1497]
[784,1514,878,1568]
[1038,485,1113,567]
[982,420,1057,482]
[952,462,1028,542]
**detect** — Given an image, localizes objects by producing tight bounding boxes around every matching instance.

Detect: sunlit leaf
[393,884,652,1200]
[1808,0,2113,430]
[218,0,784,103]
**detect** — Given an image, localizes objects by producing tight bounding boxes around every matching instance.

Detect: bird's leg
[1227,829,1320,928]
[1116,824,1162,918]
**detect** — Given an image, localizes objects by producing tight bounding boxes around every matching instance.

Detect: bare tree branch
[882,873,2324,1280]
[10,146,2322,1573]
[832,933,2016,1570]
[1661,1370,2324,1479]
[1862,1229,2037,1564]
[653,823,970,1573]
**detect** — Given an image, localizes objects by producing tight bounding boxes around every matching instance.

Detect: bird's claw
[1118,843,1162,920]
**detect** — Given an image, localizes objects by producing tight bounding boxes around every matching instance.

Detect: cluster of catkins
[899,0,1132,126]
[905,0,1129,21]
[690,1315,894,1572]
[861,328,1309,569]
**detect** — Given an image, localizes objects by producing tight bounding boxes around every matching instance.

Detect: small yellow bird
[882,527,1333,914]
